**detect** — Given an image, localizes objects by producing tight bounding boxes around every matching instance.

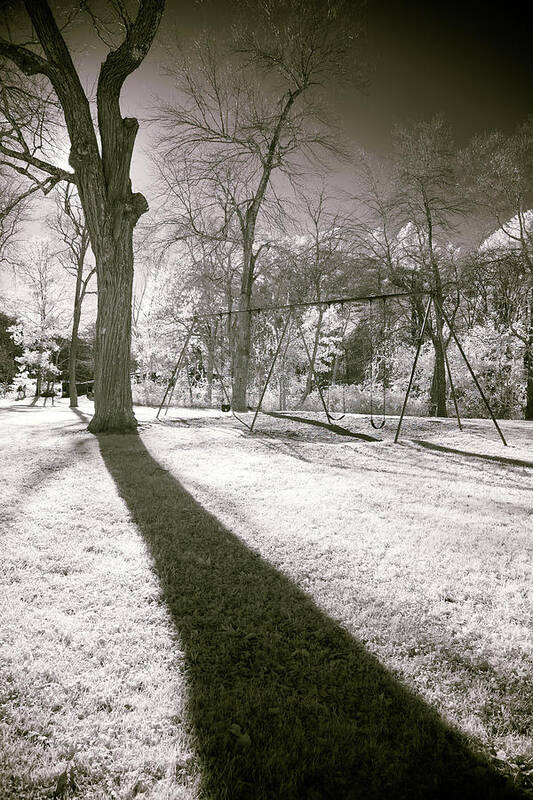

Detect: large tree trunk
[232,240,254,412]
[206,347,214,406]
[525,286,533,421]
[68,275,83,408]
[430,340,447,417]
[429,308,448,418]
[232,298,251,411]
[428,256,447,416]
[88,228,136,433]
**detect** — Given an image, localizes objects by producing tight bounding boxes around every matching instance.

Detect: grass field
[1,398,532,799]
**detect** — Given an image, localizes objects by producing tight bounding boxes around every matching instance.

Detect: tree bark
[429,339,447,416]
[89,226,137,432]
[525,286,533,421]
[69,294,81,407]
[429,302,448,417]
[232,238,254,411]
[232,298,251,411]
[206,346,214,405]
[68,260,91,408]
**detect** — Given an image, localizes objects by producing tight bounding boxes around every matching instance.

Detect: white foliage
[481,210,533,252]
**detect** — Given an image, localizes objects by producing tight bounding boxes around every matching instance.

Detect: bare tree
[10,239,66,397]
[0,167,33,264]
[391,116,466,416]
[462,119,533,418]
[278,189,350,406]
[0,0,165,431]
[51,184,96,407]
[0,64,69,259]
[154,0,362,410]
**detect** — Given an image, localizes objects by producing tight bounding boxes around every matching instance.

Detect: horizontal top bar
[189,288,433,322]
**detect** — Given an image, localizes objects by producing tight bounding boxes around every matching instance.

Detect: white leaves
[480,209,533,253]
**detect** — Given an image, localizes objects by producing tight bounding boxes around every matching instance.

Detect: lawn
[1,398,532,799]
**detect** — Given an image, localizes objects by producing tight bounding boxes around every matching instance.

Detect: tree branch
[0,141,75,183]
[0,38,55,79]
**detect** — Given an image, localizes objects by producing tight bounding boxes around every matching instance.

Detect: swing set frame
[155,289,508,447]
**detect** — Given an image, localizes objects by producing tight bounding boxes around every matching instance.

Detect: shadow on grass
[69,406,92,424]
[261,411,381,441]
[0,404,47,415]
[98,432,521,800]
[412,439,533,469]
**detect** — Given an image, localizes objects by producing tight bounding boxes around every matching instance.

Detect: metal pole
[394,295,433,444]
[297,321,334,424]
[156,318,197,419]
[250,311,292,432]
[434,299,508,446]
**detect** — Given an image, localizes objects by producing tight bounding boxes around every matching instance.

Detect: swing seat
[221,403,231,413]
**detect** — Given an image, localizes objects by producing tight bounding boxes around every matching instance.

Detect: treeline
[132,111,532,420]
[0,3,531,423]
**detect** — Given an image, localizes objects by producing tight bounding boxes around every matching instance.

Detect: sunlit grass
[0,409,198,799]
[0,401,531,798]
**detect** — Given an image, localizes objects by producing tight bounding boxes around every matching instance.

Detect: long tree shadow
[98,432,521,800]
[412,439,533,469]
[260,410,381,441]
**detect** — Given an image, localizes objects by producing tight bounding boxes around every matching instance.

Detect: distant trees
[1,2,528,422]
[0,66,62,263]
[0,167,34,265]
[352,118,467,417]
[390,116,465,416]
[9,240,66,397]
[0,310,22,394]
[51,185,95,407]
[154,0,362,410]
[462,120,533,418]
[0,0,165,432]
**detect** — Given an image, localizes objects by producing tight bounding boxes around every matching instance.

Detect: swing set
[155,290,508,447]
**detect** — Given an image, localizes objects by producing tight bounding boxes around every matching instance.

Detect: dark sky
[2,0,531,193]
[351,0,532,150]
[119,0,532,189]
[145,0,532,149]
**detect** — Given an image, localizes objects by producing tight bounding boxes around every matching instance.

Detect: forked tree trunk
[230,93,300,413]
